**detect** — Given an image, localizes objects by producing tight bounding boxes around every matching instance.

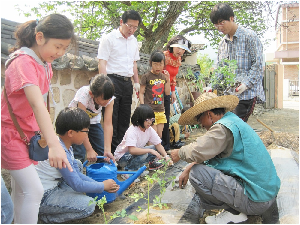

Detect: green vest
[206,112,280,202]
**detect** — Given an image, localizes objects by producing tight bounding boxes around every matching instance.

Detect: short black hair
[166,35,191,54]
[55,107,90,135]
[89,74,115,100]
[122,10,142,25]
[131,104,155,128]
[210,3,234,24]
[210,108,226,115]
[149,50,165,66]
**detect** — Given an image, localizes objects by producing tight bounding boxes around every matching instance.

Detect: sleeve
[59,154,104,194]
[148,127,162,145]
[178,124,232,163]
[133,40,140,61]
[244,34,264,89]
[97,33,111,61]
[8,56,41,92]
[124,127,138,147]
[69,87,90,108]
[140,74,147,85]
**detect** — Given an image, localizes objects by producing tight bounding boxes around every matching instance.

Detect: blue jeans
[72,123,104,162]
[117,145,157,170]
[38,180,95,223]
[1,176,13,224]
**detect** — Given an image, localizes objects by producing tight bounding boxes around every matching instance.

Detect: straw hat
[178,92,239,125]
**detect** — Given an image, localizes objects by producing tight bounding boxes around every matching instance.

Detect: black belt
[108,74,131,82]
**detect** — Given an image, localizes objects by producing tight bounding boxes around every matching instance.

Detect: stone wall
[48,66,197,124]
[1,52,199,124]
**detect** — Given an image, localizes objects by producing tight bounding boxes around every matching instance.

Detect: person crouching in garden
[171,92,280,224]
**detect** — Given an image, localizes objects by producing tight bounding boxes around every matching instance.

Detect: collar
[224,26,242,42]
[116,27,134,40]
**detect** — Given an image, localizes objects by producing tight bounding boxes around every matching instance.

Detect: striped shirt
[217,26,265,101]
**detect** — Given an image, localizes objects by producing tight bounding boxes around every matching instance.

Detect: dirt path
[1,106,299,224]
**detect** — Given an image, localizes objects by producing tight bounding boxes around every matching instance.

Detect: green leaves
[19,1,279,53]
[89,195,136,223]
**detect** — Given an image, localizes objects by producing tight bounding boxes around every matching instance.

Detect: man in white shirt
[97,10,142,154]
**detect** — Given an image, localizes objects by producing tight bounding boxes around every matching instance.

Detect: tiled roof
[1,18,201,75]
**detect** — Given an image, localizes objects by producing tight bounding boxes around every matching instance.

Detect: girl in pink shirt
[1,14,76,223]
[114,104,173,176]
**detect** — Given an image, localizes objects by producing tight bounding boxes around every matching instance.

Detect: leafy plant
[130,173,156,222]
[88,196,138,223]
[130,158,176,222]
[211,59,239,94]
[185,67,206,93]
[153,158,176,209]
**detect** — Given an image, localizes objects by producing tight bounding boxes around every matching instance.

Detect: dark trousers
[104,74,133,154]
[161,95,171,150]
[233,97,257,123]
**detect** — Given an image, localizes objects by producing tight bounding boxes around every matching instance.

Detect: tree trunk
[140,1,186,54]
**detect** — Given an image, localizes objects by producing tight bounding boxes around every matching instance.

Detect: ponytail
[10,14,76,53]
[10,20,37,53]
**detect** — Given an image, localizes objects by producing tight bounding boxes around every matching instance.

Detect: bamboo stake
[257,118,274,132]
[182,73,194,103]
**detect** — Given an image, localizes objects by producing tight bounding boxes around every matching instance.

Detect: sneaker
[148,160,163,171]
[205,210,247,224]
[121,174,140,183]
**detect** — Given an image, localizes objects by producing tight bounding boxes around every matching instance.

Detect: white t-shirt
[97,28,140,77]
[69,86,114,124]
[114,125,162,161]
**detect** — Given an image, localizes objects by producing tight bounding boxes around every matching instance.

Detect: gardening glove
[235,83,247,95]
[134,83,140,92]
[203,86,212,92]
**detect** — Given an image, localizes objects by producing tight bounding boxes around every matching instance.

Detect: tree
[197,53,215,77]
[20,1,292,54]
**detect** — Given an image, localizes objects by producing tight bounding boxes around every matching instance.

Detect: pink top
[1,52,52,170]
[114,125,162,161]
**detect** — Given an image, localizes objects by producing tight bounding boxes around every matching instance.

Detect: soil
[1,105,299,224]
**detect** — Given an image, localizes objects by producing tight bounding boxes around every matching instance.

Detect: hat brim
[170,44,191,53]
[178,95,239,125]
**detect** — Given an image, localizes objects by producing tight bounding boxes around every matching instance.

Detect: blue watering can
[83,156,146,203]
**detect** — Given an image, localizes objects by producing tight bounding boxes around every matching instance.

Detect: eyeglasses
[125,23,138,31]
[196,113,204,122]
[145,118,155,122]
[214,20,226,28]
[78,129,89,133]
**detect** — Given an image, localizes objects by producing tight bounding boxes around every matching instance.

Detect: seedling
[130,173,156,222]
[88,196,138,223]
[130,158,176,222]
[153,158,176,209]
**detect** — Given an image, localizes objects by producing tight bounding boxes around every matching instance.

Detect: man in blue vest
[171,92,280,224]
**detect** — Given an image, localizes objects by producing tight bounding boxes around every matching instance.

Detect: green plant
[130,173,156,222]
[185,67,206,93]
[153,158,176,209]
[197,53,215,77]
[88,196,138,223]
[211,59,238,94]
[130,158,175,222]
